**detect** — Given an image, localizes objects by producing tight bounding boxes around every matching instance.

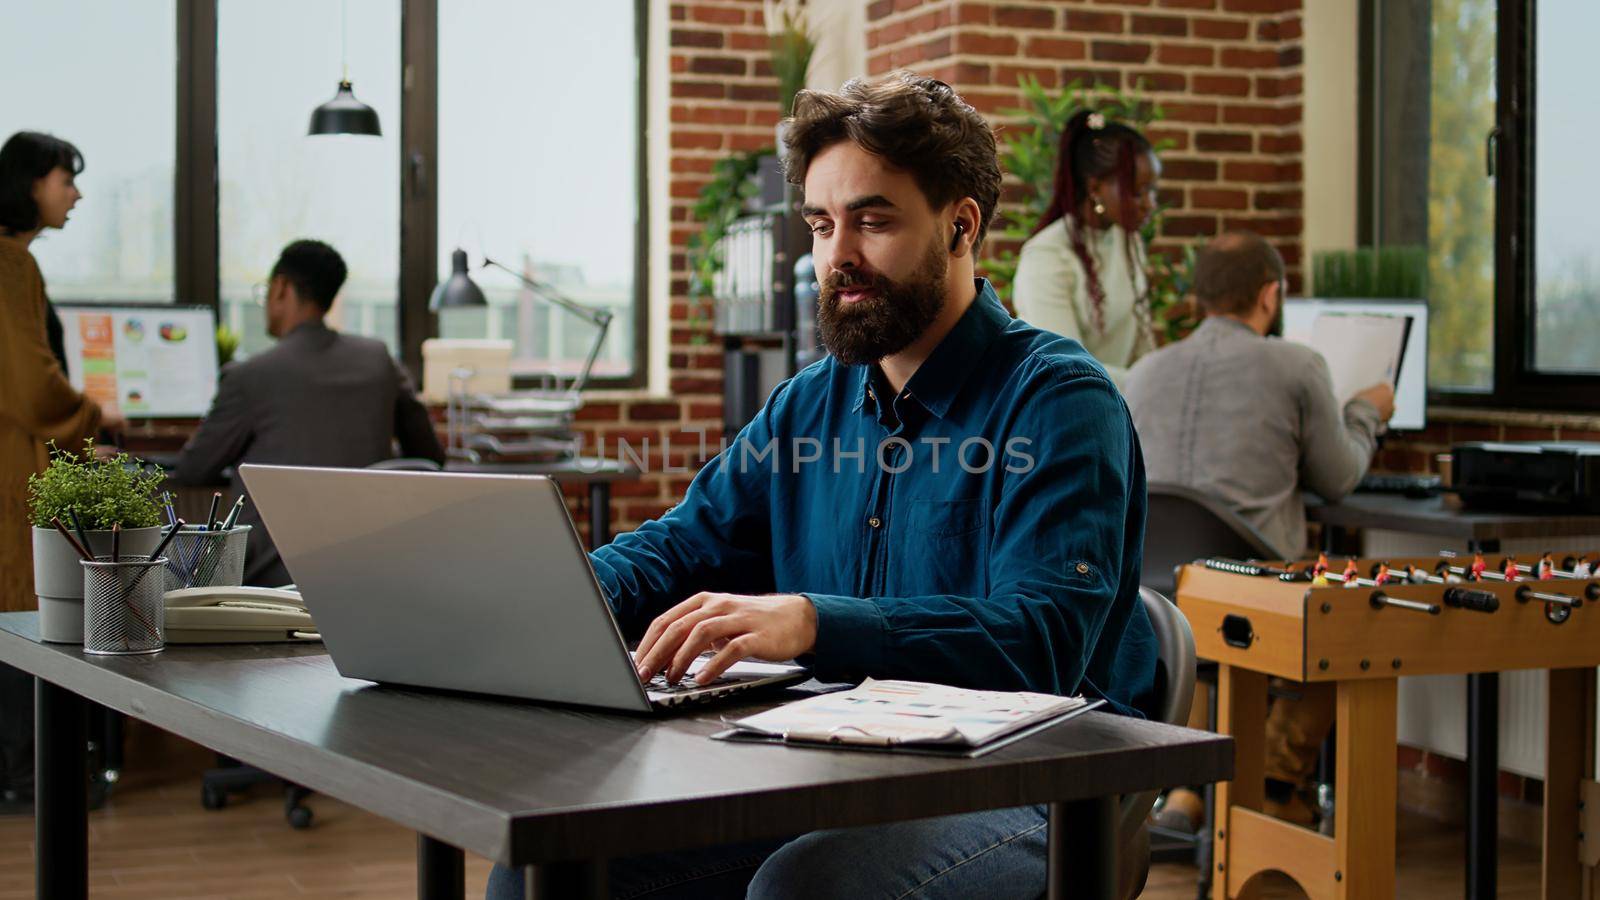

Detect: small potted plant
[27,441,164,643]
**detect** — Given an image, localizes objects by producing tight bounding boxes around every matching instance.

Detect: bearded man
[487,72,1157,900]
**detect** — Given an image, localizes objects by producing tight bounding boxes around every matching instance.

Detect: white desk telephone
[163,586,320,644]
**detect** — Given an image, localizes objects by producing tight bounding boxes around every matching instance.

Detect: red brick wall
[563,0,780,543]
[864,0,1308,290]
[578,0,1311,542]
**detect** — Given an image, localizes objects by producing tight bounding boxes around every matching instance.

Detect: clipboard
[711,698,1106,758]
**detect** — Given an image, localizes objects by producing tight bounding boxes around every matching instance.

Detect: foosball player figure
[1576,555,1595,579]
[1342,558,1361,588]
[1310,552,1330,587]
[1469,551,1488,582]
[1373,562,1392,586]
[1503,555,1520,582]
[1538,552,1556,581]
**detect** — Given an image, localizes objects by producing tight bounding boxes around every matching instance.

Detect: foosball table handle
[1369,591,1441,615]
[1443,587,1500,613]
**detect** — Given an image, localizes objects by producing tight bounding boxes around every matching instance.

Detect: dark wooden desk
[1307,491,1600,900]
[1306,492,1600,543]
[445,458,642,548]
[0,613,1232,900]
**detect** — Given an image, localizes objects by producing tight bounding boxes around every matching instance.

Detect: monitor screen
[1282,298,1429,432]
[56,304,219,418]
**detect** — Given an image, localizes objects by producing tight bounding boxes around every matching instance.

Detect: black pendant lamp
[430,248,488,311]
[308,0,381,137]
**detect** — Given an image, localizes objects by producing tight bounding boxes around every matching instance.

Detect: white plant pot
[32,525,162,644]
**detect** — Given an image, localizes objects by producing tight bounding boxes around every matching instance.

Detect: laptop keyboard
[646,673,737,694]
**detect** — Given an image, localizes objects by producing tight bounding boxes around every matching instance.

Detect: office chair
[1115,587,1198,899]
[200,457,444,828]
[1143,482,1282,597]
[1142,482,1283,899]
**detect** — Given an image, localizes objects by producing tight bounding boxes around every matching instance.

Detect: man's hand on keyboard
[633,592,817,686]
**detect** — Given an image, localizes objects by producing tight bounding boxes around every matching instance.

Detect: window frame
[172,0,649,388]
[1361,0,1595,411]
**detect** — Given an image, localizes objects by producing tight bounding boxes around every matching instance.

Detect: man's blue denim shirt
[591,279,1157,716]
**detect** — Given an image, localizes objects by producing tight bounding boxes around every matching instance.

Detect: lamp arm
[481,257,614,328]
[479,255,614,394]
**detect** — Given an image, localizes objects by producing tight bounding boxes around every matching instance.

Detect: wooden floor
[0,725,1544,899]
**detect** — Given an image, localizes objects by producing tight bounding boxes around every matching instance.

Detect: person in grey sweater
[175,240,443,586]
[1124,230,1394,830]
[1124,230,1394,560]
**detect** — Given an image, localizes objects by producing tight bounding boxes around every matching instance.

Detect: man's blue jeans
[485,804,1048,899]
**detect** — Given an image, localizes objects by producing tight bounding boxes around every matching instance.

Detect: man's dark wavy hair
[0,131,84,235]
[781,73,1002,248]
[270,239,348,312]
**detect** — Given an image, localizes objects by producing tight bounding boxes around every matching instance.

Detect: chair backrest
[1143,481,1282,596]
[1118,588,1198,839]
[366,457,443,472]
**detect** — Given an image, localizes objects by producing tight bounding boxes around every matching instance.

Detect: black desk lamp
[430,247,614,394]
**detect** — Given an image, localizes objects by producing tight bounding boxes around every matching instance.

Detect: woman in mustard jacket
[0,131,121,806]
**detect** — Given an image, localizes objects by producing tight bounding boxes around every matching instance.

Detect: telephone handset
[163,586,320,644]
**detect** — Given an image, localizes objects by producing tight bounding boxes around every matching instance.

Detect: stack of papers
[715,679,1101,757]
[1283,312,1412,406]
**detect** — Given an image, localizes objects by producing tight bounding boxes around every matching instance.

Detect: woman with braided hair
[1013,110,1161,388]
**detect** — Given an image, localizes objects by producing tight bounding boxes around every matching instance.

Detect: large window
[218,0,401,359]
[1530,0,1600,374]
[1367,0,1497,392]
[436,0,641,381]
[3,3,646,384]
[1366,0,1595,408]
[0,0,176,303]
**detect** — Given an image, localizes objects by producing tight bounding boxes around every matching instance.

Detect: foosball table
[1177,552,1600,900]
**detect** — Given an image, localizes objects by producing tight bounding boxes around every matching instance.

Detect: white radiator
[1361,529,1600,779]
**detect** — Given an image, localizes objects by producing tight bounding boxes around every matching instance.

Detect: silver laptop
[237,464,808,711]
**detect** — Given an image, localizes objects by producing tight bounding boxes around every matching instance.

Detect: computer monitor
[1282,298,1429,432]
[55,303,219,418]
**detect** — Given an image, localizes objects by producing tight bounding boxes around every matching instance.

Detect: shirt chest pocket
[908,498,986,537]
[899,498,989,595]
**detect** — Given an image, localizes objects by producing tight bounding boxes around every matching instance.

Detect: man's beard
[816,236,948,366]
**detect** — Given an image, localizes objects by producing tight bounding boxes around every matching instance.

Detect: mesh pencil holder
[81,556,168,656]
[163,525,251,591]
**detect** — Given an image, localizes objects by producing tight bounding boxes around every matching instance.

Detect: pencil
[111,523,120,563]
[219,495,247,531]
[49,517,92,561]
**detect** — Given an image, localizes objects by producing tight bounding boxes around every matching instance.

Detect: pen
[219,495,247,531]
[204,492,222,532]
[67,508,91,557]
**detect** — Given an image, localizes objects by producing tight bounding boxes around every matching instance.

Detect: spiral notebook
[711,679,1103,758]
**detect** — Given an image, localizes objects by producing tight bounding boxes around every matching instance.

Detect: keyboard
[645,673,736,694]
[1356,472,1443,497]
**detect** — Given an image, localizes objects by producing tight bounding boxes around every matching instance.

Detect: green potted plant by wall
[28,441,164,643]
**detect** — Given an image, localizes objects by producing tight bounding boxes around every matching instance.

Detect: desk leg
[37,678,87,900]
[589,482,611,550]
[525,860,607,900]
[1543,667,1595,899]
[1466,672,1497,900]
[1048,796,1117,900]
[418,835,464,900]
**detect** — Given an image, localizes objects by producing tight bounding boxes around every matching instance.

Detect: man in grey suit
[175,240,444,586]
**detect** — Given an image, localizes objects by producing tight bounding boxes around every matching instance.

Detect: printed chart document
[1283,312,1412,406]
[713,679,1102,757]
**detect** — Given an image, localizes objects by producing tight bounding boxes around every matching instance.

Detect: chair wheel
[201,785,227,810]
[287,804,312,829]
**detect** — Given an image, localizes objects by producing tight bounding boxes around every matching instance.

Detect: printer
[1452,441,1600,513]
